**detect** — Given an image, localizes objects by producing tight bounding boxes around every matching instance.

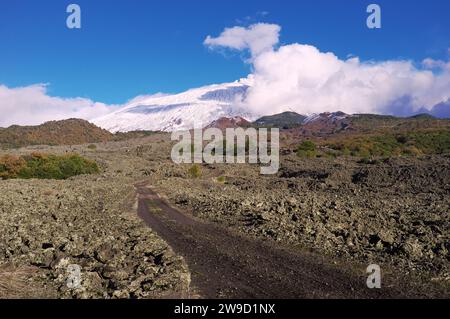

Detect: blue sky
[1,0,450,104]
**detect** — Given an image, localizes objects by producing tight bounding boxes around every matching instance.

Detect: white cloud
[207,23,450,117]
[0,84,116,127]
[422,58,450,71]
[204,23,281,58]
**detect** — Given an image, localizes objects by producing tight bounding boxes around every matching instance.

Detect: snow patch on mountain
[303,112,350,124]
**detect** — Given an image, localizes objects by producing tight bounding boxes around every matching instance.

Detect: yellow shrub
[188,165,201,178]
[0,155,26,179]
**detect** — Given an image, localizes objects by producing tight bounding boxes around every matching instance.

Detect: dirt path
[135,182,436,299]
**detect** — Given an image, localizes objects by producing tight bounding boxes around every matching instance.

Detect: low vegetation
[296,129,450,159]
[0,153,99,180]
[114,130,157,141]
[296,140,317,158]
[216,176,226,183]
[187,164,201,178]
[325,129,450,158]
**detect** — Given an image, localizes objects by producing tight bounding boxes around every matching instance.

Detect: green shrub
[0,153,99,180]
[216,176,226,183]
[396,135,409,144]
[188,164,201,178]
[323,151,338,159]
[296,140,317,158]
[325,130,449,158]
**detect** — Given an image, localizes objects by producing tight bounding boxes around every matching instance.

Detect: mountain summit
[92,81,254,132]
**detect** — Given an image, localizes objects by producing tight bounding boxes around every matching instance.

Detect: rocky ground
[0,133,448,298]
[151,153,450,290]
[0,135,190,299]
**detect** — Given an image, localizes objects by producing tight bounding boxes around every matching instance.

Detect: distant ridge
[3,111,448,149]
[254,111,306,128]
[203,111,449,140]
[0,119,114,148]
[409,113,436,119]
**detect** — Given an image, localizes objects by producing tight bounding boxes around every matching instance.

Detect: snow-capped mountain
[92,80,256,132]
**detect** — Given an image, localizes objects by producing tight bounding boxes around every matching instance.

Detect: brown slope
[205,116,251,130]
[0,119,114,148]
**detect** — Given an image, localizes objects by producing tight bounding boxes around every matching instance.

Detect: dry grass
[0,263,38,299]
[42,189,54,196]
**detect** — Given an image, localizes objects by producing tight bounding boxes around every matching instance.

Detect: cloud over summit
[205,23,450,117]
